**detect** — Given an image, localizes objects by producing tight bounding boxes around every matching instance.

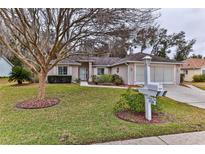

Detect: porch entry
[80,67,88,81]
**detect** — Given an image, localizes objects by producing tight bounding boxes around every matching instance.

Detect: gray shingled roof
[91,57,121,65]
[58,56,120,66]
[114,52,179,65]
[57,53,180,66]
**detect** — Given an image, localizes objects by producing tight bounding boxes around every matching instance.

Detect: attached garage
[135,64,175,84]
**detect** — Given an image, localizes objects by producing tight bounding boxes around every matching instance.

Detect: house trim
[111,60,183,67]
[1,56,14,67]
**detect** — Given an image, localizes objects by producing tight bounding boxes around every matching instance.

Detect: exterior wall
[93,67,109,75]
[175,64,181,84]
[48,66,58,75]
[47,61,180,85]
[128,63,135,85]
[71,65,79,81]
[48,64,77,81]
[201,65,205,75]
[182,69,201,82]
[111,64,128,84]
[0,57,13,77]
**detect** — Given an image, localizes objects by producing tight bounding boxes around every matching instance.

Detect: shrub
[193,74,205,82]
[8,66,32,84]
[92,74,124,85]
[74,78,81,83]
[92,75,99,84]
[114,88,161,113]
[112,74,123,85]
[98,74,113,83]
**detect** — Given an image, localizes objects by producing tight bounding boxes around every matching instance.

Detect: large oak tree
[0,8,158,100]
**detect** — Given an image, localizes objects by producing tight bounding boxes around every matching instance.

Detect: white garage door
[135,65,175,84]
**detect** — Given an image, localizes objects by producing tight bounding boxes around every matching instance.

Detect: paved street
[96,131,205,145]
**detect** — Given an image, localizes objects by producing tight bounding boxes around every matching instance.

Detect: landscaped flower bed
[16,98,60,109]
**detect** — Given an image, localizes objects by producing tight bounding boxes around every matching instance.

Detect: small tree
[9,66,32,84]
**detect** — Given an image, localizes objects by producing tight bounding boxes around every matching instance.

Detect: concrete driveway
[164,85,205,109]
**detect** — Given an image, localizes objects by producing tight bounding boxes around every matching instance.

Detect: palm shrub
[9,66,32,84]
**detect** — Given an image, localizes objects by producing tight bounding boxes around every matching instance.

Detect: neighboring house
[0,56,13,77]
[181,58,205,81]
[48,52,182,85]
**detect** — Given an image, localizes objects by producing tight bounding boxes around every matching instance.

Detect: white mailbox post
[138,56,167,121]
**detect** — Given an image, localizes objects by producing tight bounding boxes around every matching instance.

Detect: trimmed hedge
[193,74,205,82]
[47,75,72,83]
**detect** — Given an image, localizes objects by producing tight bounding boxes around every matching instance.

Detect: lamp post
[142,56,152,121]
[143,56,152,87]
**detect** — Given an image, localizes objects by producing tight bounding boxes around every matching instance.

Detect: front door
[80,67,88,81]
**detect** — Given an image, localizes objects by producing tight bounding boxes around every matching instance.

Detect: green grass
[0,77,9,84]
[1,80,205,144]
[189,82,205,90]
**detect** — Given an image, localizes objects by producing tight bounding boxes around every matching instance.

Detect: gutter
[111,60,183,67]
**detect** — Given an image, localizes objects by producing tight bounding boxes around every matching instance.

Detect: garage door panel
[164,66,174,82]
[135,65,144,82]
[150,66,155,82]
[135,64,174,84]
[155,66,164,82]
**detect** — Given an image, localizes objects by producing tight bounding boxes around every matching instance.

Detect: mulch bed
[116,110,165,124]
[16,98,60,109]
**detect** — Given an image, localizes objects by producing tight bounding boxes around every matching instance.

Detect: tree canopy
[132,26,196,60]
[0,8,158,99]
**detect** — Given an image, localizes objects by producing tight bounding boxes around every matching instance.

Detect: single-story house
[48,52,182,85]
[181,58,205,81]
[0,56,13,77]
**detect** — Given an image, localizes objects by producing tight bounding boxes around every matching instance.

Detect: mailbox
[147,83,163,91]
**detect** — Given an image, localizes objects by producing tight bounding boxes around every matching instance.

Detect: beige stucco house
[181,58,205,81]
[48,53,182,85]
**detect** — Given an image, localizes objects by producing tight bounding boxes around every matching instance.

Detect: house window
[202,70,205,75]
[58,66,67,75]
[185,70,188,75]
[97,68,104,75]
[117,67,119,73]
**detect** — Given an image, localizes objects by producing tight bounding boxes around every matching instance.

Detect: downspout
[125,62,129,85]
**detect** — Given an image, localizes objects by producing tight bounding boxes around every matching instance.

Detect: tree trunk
[37,70,47,100]
[17,80,22,84]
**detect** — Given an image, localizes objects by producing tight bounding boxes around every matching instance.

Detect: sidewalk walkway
[95,131,205,145]
[80,83,129,89]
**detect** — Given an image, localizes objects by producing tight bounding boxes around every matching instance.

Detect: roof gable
[0,56,14,67]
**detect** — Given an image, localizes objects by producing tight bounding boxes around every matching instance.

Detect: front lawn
[0,77,9,85]
[1,81,205,144]
[188,82,205,90]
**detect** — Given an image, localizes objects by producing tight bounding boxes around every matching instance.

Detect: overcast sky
[158,8,205,57]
